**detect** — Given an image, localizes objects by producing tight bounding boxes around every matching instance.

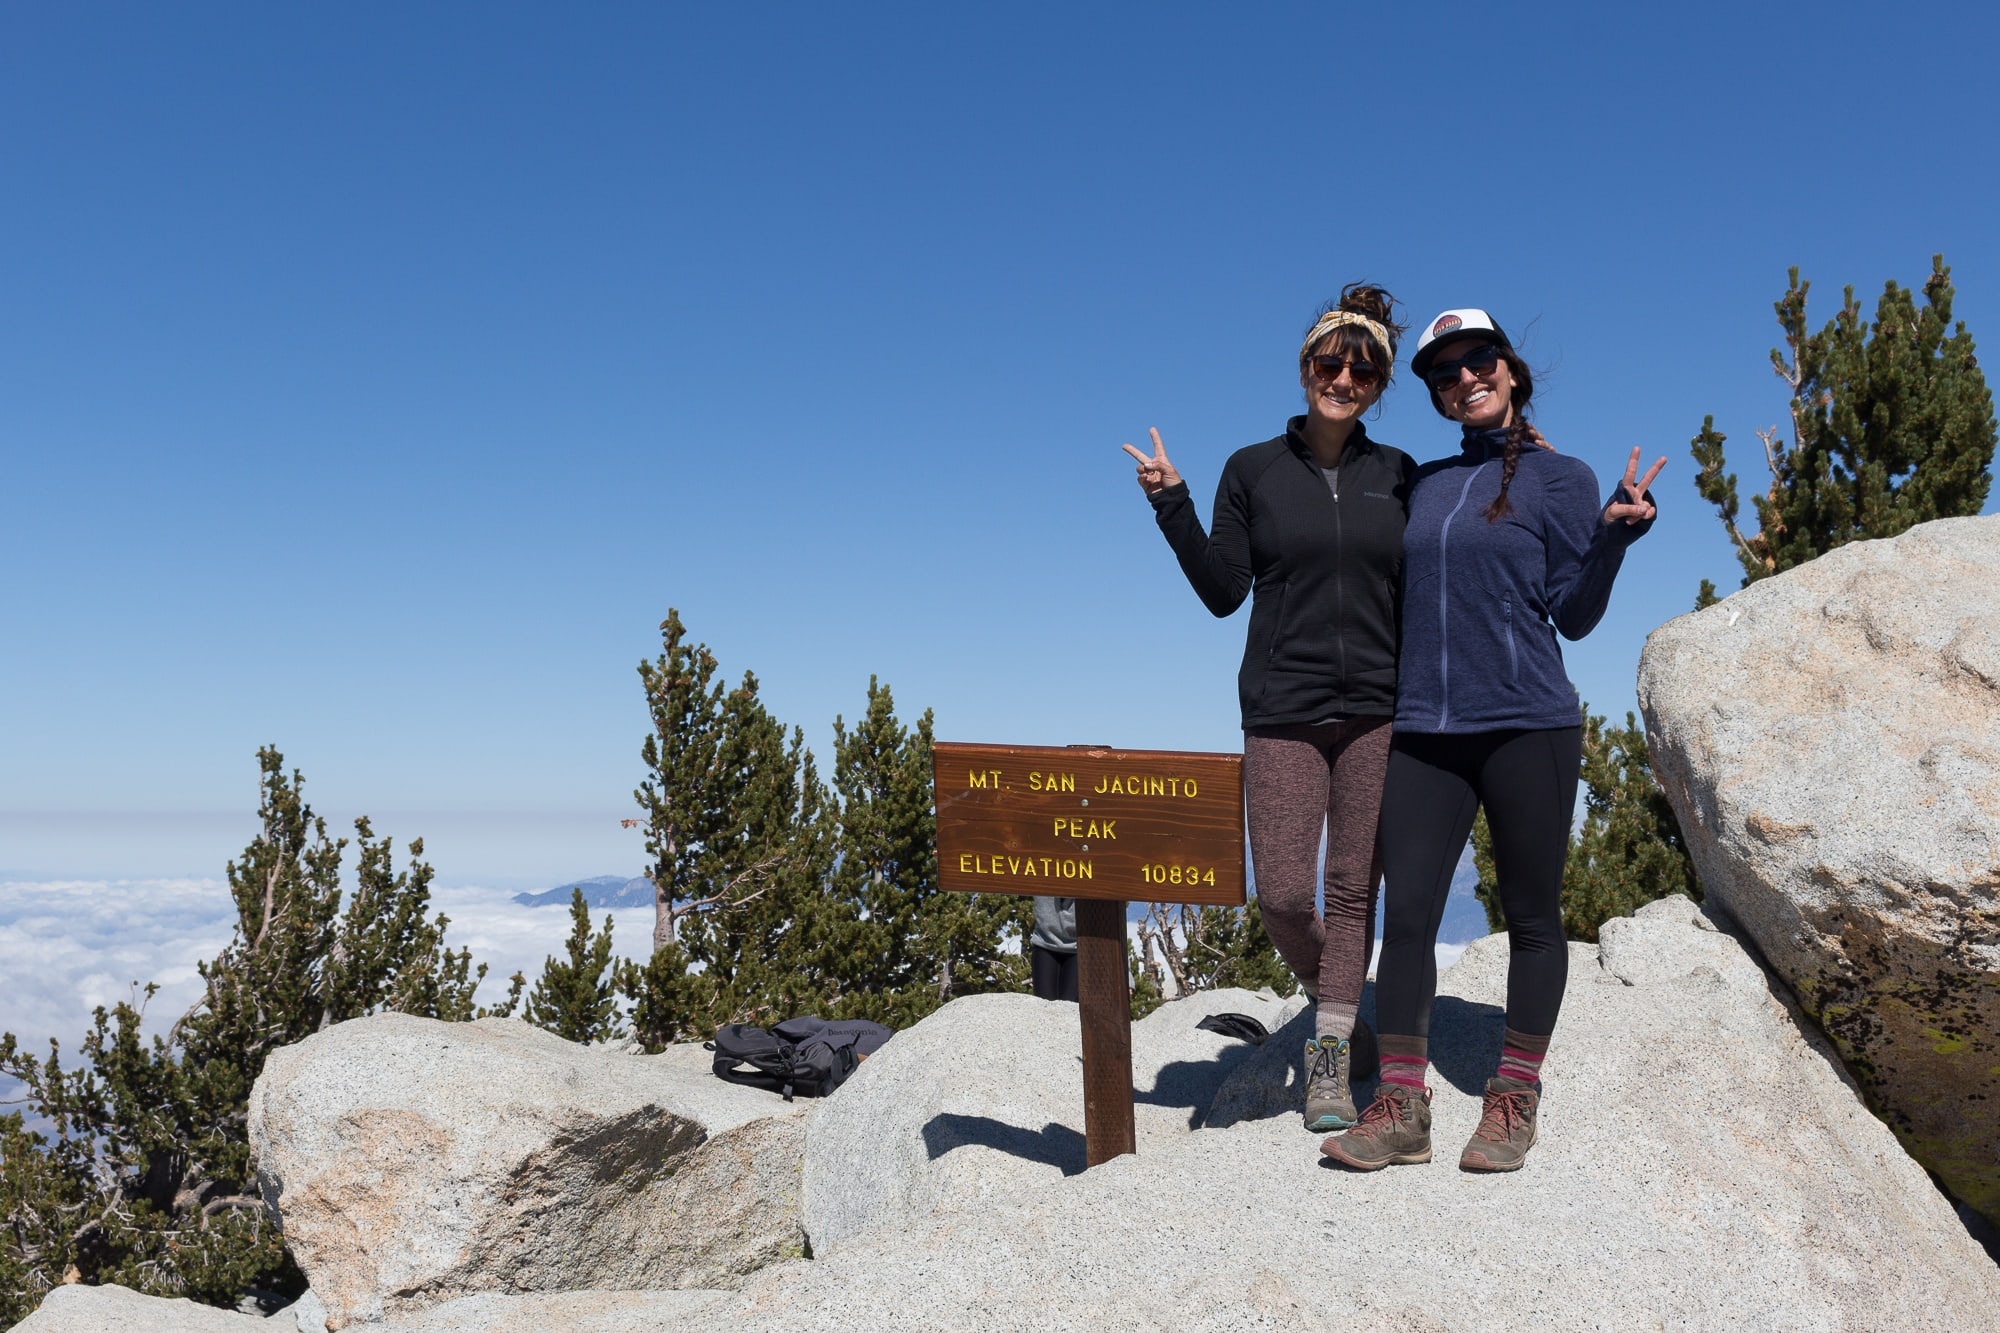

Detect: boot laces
[1354,1087,1409,1135]
[1474,1088,1533,1142]
[1308,1039,1346,1083]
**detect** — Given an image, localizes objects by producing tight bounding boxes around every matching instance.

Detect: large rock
[1638,516,2000,1223]
[368,1289,736,1331]
[667,901,2000,1329]
[9,1283,267,1331]
[800,987,1300,1254]
[248,1014,807,1329]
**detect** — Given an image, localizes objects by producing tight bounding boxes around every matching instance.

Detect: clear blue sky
[6,2,1996,885]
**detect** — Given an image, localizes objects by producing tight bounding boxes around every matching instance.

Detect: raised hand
[1605,446,1666,526]
[1523,424,1556,453]
[1120,427,1183,497]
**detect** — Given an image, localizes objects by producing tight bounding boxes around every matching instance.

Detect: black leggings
[1030,945,1079,1002]
[1374,726,1581,1040]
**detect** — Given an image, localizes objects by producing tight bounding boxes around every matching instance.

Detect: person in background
[1322,308,1662,1173]
[1029,895,1078,1001]
[1122,284,1414,1134]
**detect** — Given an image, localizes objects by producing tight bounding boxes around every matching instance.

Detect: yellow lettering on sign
[963,854,1094,881]
[1090,772,1201,798]
[1027,771,1077,792]
[968,769,1002,790]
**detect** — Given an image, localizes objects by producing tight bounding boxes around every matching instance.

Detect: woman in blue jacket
[1322,308,1662,1174]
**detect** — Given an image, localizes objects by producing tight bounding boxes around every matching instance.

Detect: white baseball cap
[1410,308,1513,380]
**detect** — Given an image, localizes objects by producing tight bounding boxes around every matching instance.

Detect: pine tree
[617,616,1049,1044]
[1693,254,1995,607]
[0,749,502,1323]
[522,890,623,1044]
[620,610,834,1047]
[826,680,1028,1026]
[1471,707,1700,942]
[670,682,827,1023]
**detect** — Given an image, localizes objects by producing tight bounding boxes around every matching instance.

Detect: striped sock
[1496,1027,1550,1086]
[1377,1033,1428,1093]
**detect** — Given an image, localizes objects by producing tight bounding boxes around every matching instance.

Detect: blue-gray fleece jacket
[1395,427,1653,734]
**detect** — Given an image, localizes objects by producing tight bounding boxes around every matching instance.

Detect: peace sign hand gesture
[1605,446,1666,526]
[1121,428,1183,497]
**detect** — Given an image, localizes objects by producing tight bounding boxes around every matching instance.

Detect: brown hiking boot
[1320,1081,1431,1170]
[1303,1036,1357,1133]
[1459,1076,1540,1172]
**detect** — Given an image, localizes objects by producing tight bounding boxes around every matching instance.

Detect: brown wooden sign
[932,741,1245,907]
[932,739,1246,1169]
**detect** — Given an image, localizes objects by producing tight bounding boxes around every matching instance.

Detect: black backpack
[706,1016,894,1100]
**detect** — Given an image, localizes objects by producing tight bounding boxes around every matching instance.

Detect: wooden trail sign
[933,742,1246,906]
[933,741,1245,1167]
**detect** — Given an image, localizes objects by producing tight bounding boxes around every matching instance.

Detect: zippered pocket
[1502,595,1518,682]
[1263,583,1290,664]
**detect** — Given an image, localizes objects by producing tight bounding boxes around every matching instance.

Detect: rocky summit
[1640,514,2000,1228]
[18,896,1999,1332]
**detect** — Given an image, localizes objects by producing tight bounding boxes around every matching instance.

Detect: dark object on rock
[710,1017,894,1100]
[1195,1012,1270,1045]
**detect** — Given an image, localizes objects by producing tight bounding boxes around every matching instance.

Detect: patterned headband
[1300,310,1393,366]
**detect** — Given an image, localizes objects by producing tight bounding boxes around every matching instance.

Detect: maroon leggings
[1243,718,1390,1037]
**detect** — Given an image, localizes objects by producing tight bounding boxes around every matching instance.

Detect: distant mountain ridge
[512,875,655,909]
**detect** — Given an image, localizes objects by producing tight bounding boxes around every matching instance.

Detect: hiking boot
[1303,1036,1357,1132]
[1320,1082,1432,1170]
[1459,1076,1540,1172]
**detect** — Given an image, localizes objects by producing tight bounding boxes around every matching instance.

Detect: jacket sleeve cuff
[1599,489,1657,545]
[1148,481,1192,517]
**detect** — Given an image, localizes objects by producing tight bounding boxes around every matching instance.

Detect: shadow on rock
[1138,1048,1261,1130]
[1424,995,1506,1096]
[921,1113,1087,1176]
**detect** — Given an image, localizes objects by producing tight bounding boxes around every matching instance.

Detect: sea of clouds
[0,877,654,1090]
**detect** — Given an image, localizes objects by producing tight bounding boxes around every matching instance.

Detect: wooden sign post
[933,741,1245,1168]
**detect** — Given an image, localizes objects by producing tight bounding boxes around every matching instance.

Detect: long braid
[1480,343,1536,521]
[1483,419,1530,522]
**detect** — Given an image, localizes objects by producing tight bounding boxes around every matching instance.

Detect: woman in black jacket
[1123,283,1415,1133]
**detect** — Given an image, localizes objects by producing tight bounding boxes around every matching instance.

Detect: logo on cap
[1431,313,1463,338]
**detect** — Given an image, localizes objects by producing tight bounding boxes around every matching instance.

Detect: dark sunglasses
[1425,344,1503,391]
[1308,355,1382,388]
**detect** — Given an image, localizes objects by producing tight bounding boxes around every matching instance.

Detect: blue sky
[5,2,1996,886]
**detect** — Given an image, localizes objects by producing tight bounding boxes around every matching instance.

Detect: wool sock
[1315,1000,1358,1042]
[1496,1027,1551,1086]
[1377,1033,1428,1093]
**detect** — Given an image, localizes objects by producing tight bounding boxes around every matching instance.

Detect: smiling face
[1298,328,1386,428]
[1430,336,1515,428]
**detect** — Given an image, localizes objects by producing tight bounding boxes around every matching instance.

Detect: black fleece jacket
[1148,417,1417,728]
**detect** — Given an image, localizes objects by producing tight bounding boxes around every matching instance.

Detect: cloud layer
[0,879,657,1066]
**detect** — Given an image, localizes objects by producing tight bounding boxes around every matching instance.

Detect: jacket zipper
[1331,462,1346,701]
[1434,463,1487,731]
